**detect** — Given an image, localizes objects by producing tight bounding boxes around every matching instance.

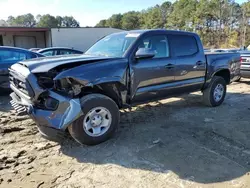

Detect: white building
[0,27,124,51]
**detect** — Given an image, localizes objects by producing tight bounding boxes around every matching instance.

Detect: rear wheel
[203,76,227,107]
[68,94,120,145]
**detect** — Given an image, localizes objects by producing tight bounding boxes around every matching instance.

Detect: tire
[203,76,227,107]
[68,94,120,145]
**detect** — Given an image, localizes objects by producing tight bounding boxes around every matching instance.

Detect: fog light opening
[44,97,59,110]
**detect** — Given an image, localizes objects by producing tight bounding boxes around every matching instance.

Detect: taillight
[240,57,243,64]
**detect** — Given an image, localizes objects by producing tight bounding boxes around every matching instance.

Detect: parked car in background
[226,49,241,53]
[9,30,241,145]
[0,46,44,89]
[29,48,42,52]
[237,50,250,81]
[211,49,227,52]
[37,47,83,56]
[211,48,240,53]
[204,48,211,52]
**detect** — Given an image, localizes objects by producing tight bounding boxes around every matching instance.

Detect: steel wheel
[213,83,224,102]
[83,107,112,137]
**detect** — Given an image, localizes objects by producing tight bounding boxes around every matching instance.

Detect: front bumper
[9,63,83,132]
[10,90,83,131]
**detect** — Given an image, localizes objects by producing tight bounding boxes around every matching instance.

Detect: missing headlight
[36,93,59,111]
[44,97,59,110]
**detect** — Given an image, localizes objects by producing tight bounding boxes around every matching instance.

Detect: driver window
[139,35,169,58]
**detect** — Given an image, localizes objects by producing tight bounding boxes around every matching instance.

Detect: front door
[130,35,175,103]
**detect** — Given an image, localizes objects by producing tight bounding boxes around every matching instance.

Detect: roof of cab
[117,29,197,35]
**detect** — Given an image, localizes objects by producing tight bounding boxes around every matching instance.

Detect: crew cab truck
[9,30,241,145]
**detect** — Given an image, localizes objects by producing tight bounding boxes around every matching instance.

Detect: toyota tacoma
[9,30,241,145]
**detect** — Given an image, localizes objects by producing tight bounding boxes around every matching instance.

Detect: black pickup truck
[9,30,241,145]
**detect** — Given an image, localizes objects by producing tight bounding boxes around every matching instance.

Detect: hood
[18,54,116,73]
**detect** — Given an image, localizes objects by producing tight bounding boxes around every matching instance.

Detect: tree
[0,20,8,26]
[161,1,173,27]
[241,1,250,47]
[61,16,80,27]
[7,16,15,25]
[37,14,58,27]
[142,5,165,29]
[3,0,249,48]
[167,0,197,30]
[7,14,36,27]
[96,20,107,27]
[94,0,248,47]
[121,11,141,30]
[106,14,123,28]
[56,16,63,27]
[36,14,42,23]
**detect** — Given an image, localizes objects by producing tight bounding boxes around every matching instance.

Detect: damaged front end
[9,56,129,139]
[9,63,83,136]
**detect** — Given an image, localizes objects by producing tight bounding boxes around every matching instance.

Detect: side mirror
[135,48,156,59]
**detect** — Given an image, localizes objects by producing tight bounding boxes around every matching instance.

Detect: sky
[0,0,248,27]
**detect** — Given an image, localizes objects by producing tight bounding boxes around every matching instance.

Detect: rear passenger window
[170,35,198,57]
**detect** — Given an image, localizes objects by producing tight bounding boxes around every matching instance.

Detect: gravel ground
[0,80,250,188]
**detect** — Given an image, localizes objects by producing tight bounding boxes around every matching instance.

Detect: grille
[9,69,34,97]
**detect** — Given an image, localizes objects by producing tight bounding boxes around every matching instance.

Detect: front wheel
[68,94,120,145]
[203,76,227,107]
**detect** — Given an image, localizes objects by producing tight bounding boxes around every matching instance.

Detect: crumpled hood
[18,54,115,73]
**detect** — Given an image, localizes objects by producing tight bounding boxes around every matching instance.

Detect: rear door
[168,34,206,93]
[131,34,175,103]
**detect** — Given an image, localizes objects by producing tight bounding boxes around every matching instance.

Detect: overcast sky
[0,0,248,26]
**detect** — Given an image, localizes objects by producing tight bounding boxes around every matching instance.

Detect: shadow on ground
[60,90,250,184]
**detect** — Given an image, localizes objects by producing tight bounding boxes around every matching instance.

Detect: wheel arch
[79,81,128,108]
[212,69,231,85]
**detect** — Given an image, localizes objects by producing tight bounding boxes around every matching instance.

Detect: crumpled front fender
[30,91,83,130]
[53,58,128,87]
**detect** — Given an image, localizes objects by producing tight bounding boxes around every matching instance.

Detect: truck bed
[205,52,241,82]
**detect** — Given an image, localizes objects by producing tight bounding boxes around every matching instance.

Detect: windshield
[85,33,139,57]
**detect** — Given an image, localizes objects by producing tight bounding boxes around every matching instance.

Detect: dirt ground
[0,80,250,188]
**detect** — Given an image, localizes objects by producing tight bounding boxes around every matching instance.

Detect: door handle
[196,61,204,66]
[165,64,175,69]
